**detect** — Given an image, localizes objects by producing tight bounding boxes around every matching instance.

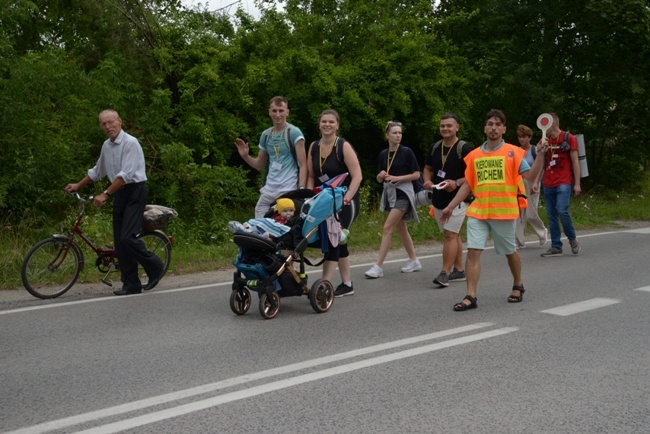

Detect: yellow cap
[276,198,295,212]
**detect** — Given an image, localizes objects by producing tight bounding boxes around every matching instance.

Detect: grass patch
[3,177,650,290]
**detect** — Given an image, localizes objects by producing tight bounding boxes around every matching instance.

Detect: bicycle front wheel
[21,237,83,299]
[137,231,172,279]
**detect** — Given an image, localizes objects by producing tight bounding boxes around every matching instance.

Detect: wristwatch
[103,190,111,196]
[455,180,460,188]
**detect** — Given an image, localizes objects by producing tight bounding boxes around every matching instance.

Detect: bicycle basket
[143,205,178,231]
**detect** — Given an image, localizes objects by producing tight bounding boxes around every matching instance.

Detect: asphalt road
[1,226,649,433]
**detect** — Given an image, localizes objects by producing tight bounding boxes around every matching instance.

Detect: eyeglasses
[100,118,118,128]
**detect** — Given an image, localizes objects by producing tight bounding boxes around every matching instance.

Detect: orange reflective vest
[464,143,526,220]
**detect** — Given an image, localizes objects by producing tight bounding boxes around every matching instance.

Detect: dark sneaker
[334,283,354,297]
[433,271,449,287]
[569,238,580,255]
[541,247,563,257]
[448,268,466,282]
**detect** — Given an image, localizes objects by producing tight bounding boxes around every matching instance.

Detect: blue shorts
[466,217,516,255]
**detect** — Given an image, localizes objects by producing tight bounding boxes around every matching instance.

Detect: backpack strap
[312,137,347,165]
[263,125,297,164]
[285,124,295,162]
[262,127,273,148]
[335,136,345,162]
[430,139,443,156]
[456,139,467,159]
[432,139,467,160]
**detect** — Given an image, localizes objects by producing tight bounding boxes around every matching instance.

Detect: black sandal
[507,285,526,303]
[453,295,477,311]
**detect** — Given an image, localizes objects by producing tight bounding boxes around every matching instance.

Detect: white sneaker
[401,259,422,273]
[539,228,549,245]
[365,265,384,279]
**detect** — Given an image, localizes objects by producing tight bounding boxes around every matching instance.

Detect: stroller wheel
[259,292,280,319]
[230,287,251,315]
[309,278,334,313]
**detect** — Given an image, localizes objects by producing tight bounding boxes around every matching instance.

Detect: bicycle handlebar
[64,189,90,203]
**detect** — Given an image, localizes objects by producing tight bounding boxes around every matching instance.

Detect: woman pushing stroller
[306,109,363,298]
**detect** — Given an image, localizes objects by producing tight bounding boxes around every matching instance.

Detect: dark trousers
[112,182,164,290]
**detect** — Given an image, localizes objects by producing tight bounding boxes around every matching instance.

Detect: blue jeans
[543,184,577,249]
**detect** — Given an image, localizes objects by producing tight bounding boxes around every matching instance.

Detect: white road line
[540,298,620,316]
[634,286,650,292]
[0,283,224,315]
[6,323,494,434]
[72,327,518,434]
[0,297,127,315]
[625,228,650,234]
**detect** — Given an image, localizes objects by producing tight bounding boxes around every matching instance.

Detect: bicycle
[20,191,174,299]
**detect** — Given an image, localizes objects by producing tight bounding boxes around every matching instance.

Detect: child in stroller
[229,180,347,319]
[272,198,295,225]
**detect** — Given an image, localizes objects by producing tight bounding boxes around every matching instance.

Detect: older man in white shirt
[65,109,164,295]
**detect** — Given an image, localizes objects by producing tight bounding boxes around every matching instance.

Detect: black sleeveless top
[310,137,353,188]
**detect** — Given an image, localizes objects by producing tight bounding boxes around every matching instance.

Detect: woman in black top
[306,109,362,297]
[365,121,422,279]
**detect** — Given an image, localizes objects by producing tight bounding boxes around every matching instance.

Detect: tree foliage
[435,0,650,184]
[1,0,649,240]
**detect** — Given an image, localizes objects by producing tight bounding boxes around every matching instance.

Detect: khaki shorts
[433,202,468,234]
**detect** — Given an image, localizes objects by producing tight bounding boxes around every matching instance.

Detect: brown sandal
[507,285,525,303]
[453,295,477,311]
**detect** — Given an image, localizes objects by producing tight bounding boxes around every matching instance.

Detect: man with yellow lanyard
[235,96,307,217]
[440,109,546,311]
[423,113,473,287]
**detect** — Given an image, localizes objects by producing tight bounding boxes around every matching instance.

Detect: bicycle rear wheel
[137,231,172,280]
[21,237,83,299]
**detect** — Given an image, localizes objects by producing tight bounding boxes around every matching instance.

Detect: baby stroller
[230,178,347,319]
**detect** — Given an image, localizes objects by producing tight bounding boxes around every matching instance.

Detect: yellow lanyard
[386,144,400,174]
[440,141,456,169]
[271,128,285,160]
[319,137,337,174]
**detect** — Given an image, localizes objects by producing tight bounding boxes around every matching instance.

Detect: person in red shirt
[540,113,581,257]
